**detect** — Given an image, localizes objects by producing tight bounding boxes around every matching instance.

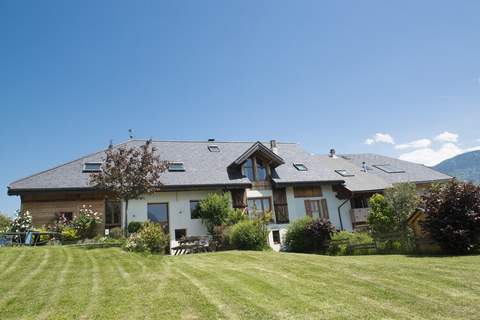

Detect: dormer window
[242,157,268,181]
[293,163,308,171]
[168,162,185,172]
[83,162,102,173]
[335,169,355,177]
[207,145,220,152]
[256,159,267,180]
[243,159,254,180]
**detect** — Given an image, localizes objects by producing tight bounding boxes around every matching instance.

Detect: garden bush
[226,208,247,226]
[73,205,102,239]
[229,220,268,251]
[422,180,480,254]
[127,221,142,234]
[124,221,168,253]
[61,226,79,241]
[109,227,124,239]
[327,231,374,255]
[285,217,334,253]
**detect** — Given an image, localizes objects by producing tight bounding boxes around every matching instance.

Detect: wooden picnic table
[171,236,210,255]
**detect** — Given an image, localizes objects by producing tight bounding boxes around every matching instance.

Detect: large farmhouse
[8,139,451,250]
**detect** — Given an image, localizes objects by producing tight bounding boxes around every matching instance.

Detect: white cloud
[364,133,395,145]
[434,131,458,143]
[394,138,431,150]
[398,143,480,166]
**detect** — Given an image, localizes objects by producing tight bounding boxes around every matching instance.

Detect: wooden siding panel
[293,186,323,198]
[22,199,106,231]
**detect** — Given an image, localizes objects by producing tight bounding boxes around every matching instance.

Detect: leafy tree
[368,183,419,250]
[90,140,168,234]
[367,194,395,236]
[0,212,12,232]
[196,193,232,235]
[422,180,480,254]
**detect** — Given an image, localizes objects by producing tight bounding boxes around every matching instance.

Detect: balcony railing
[350,208,369,228]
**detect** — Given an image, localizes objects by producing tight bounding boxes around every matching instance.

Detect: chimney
[270,140,278,154]
[329,148,337,158]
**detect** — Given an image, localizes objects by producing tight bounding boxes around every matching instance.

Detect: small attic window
[83,162,102,173]
[207,145,220,152]
[168,162,185,172]
[293,163,308,171]
[373,164,405,174]
[335,169,355,177]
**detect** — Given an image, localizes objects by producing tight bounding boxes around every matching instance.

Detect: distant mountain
[433,150,480,183]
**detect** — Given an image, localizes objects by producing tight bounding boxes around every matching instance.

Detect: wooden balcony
[350,208,369,230]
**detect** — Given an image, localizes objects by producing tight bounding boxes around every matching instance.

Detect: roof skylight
[335,169,355,177]
[168,162,185,172]
[83,162,102,173]
[207,145,220,152]
[373,164,405,174]
[293,163,308,171]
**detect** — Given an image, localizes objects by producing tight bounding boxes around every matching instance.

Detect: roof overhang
[230,141,285,168]
[273,179,345,187]
[7,183,253,196]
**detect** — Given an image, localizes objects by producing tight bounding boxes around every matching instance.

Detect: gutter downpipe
[337,198,351,231]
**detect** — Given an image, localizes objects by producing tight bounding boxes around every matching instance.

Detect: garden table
[171,236,209,255]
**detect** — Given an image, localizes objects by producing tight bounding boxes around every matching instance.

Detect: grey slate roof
[341,153,452,185]
[310,155,391,192]
[8,140,344,193]
[7,141,452,195]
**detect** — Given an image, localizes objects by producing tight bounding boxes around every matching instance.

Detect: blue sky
[1,1,480,215]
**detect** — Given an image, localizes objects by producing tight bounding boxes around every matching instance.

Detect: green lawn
[0,247,479,320]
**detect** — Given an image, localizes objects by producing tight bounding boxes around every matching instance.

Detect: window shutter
[320,199,329,219]
[304,200,313,217]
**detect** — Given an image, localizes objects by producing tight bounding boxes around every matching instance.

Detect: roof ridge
[128,138,298,144]
[8,140,131,187]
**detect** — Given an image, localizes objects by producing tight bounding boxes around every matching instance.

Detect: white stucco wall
[284,185,353,231]
[124,184,353,253]
[127,189,222,248]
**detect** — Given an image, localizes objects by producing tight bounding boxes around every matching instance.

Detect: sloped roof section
[341,153,452,185]
[8,140,343,194]
[309,155,391,192]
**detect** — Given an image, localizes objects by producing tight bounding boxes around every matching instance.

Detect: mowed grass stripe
[0,248,51,308]
[36,247,74,320]
[1,248,480,319]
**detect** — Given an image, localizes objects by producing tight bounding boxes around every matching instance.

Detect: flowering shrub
[124,233,146,252]
[10,210,32,233]
[124,221,168,253]
[73,205,102,239]
[51,212,71,233]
